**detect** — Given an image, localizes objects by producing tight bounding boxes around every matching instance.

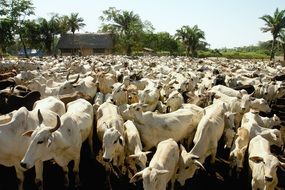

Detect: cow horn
[193,160,206,171]
[66,71,70,81]
[102,66,111,74]
[38,109,43,125]
[49,115,61,133]
[71,74,80,84]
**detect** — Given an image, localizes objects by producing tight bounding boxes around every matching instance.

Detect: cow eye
[185,166,189,170]
[37,140,44,144]
[113,140,117,144]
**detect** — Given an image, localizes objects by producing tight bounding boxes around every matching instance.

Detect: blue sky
[32,0,285,48]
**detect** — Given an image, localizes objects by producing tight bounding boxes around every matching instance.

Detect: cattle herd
[0,55,285,190]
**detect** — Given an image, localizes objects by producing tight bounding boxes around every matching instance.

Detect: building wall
[60,48,112,56]
[81,48,93,56]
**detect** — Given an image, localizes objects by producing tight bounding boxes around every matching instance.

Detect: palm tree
[100,8,144,55]
[67,13,85,55]
[277,30,285,61]
[260,8,285,60]
[175,25,205,57]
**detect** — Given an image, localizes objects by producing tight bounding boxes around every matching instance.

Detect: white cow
[210,84,245,97]
[229,111,284,174]
[165,90,184,112]
[229,127,250,173]
[96,102,125,166]
[176,102,234,186]
[20,98,94,188]
[123,103,204,150]
[130,138,179,190]
[241,112,283,147]
[248,135,285,190]
[124,120,151,173]
[0,96,65,190]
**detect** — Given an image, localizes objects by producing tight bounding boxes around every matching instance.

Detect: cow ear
[249,156,264,163]
[22,130,34,137]
[180,144,186,152]
[190,154,200,160]
[130,170,143,183]
[156,169,169,175]
[96,109,103,120]
[47,136,53,148]
[119,136,125,146]
[279,161,285,171]
[240,145,248,153]
[129,154,139,158]
[214,94,221,99]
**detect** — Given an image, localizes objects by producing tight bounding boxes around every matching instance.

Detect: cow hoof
[35,179,43,190]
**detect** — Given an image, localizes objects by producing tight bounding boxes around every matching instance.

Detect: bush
[197,50,269,59]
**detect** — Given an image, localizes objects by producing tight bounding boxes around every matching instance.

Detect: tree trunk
[127,44,132,56]
[72,32,75,55]
[270,37,276,60]
[19,33,28,58]
[186,47,190,57]
[283,47,285,62]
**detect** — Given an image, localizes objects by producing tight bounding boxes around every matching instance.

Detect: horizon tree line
[1,0,285,60]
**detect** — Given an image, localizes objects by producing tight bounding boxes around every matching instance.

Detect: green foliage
[175,25,206,57]
[277,30,285,61]
[99,7,147,55]
[260,8,285,60]
[0,18,14,53]
[142,32,179,55]
[67,12,85,34]
[198,47,270,59]
[0,0,35,57]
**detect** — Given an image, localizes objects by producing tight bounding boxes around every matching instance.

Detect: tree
[37,14,62,55]
[21,19,41,49]
[100,7,145,55]
[260,8,285,60]
[176,25,205,57]
[277,30,285,61]
[0,0,34,57]
[67,13,85,55]
[0,18,14,54]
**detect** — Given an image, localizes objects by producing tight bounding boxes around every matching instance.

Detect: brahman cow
[130,138,179,190]
[20,99,93,188]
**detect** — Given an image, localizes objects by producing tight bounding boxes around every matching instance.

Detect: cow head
[249,155,283,183]
[58,73,80,95]
[165,90,184,112]
[250,98,271,113]
[229,127,249,175]
[240,93,253,113]
[260,129,283,148]
[20,110,61,169]
[176,144,205,186]
[130,167,169,190]
[129,151,151,170]
[102,127,125,166]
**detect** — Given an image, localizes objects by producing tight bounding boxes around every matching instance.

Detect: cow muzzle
[103,157,111,163]
[265,176,273,182]
[20,161,28,169]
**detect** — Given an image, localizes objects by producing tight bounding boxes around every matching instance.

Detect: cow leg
[14,166,24,190]
[210,147,218,164]
[62,166,70,188]
[88,127,94,158]
[251,179,258,190]
[35,161,44,190]
[73,157,81,188]
[106,164,113,190]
